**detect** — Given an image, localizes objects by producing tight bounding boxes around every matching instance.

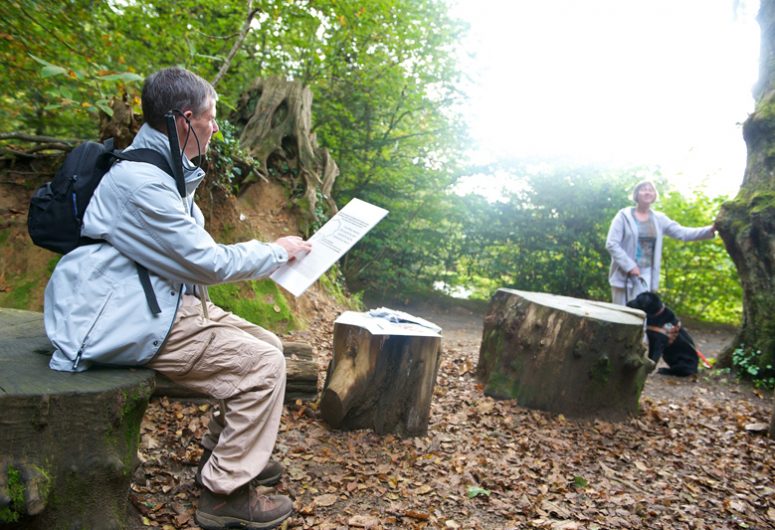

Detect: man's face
[180,98,219,160]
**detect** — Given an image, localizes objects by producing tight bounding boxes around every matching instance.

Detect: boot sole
[195,508,291,529]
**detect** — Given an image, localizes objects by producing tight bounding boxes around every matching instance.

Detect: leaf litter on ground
[129,301,775,530]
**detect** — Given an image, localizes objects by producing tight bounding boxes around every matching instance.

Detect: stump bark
[320,318,442,437]
[477,289,653,421]
[153,340,319,402]
[0,308,154,529]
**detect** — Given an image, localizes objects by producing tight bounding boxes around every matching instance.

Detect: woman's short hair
[632,180,659,203]
[141,67,218,132]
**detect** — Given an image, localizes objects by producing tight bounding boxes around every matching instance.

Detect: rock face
[0,308,155,528]
[477,289,653,421]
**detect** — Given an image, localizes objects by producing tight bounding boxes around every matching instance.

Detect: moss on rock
[208,279,299,334]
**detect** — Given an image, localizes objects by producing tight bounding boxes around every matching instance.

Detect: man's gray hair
[631,180,659,203]
[141,67,218,132]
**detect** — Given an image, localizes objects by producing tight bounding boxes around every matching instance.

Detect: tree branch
[211,0,260,88]
[0,132,82,146]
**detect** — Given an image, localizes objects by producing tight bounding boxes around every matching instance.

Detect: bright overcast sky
[451,0,761,197]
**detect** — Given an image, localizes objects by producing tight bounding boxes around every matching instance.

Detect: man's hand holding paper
[271,198,388,296]
[274,235,312,261]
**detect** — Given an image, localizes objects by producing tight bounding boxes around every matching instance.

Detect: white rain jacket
[605,206,715,292]
[45,124,289,372]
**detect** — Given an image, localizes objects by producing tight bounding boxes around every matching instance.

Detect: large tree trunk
[716,0,775,373]
[477,289,653,421]
[0,308,154,529]
[320,317,442,437]
[232,77,339,228]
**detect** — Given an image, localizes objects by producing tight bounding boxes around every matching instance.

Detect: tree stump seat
[477,289,653,421]
[0,308,319,528]
[320,311,442,437]
[0,308,155,529]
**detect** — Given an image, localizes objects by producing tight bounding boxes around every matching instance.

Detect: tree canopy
[0,0,742,325]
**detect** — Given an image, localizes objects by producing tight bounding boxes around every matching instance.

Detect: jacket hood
[129,123,206,194]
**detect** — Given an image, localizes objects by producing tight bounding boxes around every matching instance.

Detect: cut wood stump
[153,341,318,402]
[0,308,155,528]
[320,313,442,437]
[477,289,653,421]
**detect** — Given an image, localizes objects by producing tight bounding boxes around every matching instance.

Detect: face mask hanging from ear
[168,108,203,170]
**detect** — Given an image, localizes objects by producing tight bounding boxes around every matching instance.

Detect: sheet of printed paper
[334,311,442,337]
[271,198,388,297]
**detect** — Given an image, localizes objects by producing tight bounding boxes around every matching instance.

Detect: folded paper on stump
[335,310,442,337]
[271,198,388,296]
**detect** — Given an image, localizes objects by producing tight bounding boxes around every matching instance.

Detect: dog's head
[626,291,663,316]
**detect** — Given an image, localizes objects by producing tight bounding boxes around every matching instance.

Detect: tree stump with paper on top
[477,289,654,421]
[320,311,442,437]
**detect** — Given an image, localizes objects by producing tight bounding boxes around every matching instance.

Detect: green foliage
[447,164,636,302]
[0,0,146,137]
[433,165,742,325]
[0,279,36,309]
[4,0,467,298]
[2,1,744,329]
[731,345,775,390]
[658,190,742,324]
[206,120,260,195]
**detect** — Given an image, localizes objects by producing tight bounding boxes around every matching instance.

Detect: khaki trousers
[147,295,286,495]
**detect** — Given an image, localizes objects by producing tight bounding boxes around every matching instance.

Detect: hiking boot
[195,448,284,487]
[195,485,293,530]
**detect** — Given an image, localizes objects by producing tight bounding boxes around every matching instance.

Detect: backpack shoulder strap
[106,148,181,317]
[111,148,185,198]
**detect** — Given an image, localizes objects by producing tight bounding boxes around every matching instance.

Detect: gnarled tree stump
[320,313,442,437]
[0,308,154,528]
[232,77,338,225]
[477,289,653,421]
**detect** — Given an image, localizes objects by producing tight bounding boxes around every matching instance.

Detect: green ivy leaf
[96,100,114,117]
[466,486,491,498]
[573,476,589,488]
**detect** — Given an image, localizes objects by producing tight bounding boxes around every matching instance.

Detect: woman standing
[605,180,716,305]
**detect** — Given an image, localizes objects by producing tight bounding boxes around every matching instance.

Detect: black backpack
[28,137,185,314]
[27,138,182,253]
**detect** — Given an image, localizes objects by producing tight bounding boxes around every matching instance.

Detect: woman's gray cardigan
[605,207,715,291]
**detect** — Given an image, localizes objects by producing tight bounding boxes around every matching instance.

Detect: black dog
[626,292,699,377]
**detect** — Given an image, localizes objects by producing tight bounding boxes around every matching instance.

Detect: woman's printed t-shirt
[633,208,656,269]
